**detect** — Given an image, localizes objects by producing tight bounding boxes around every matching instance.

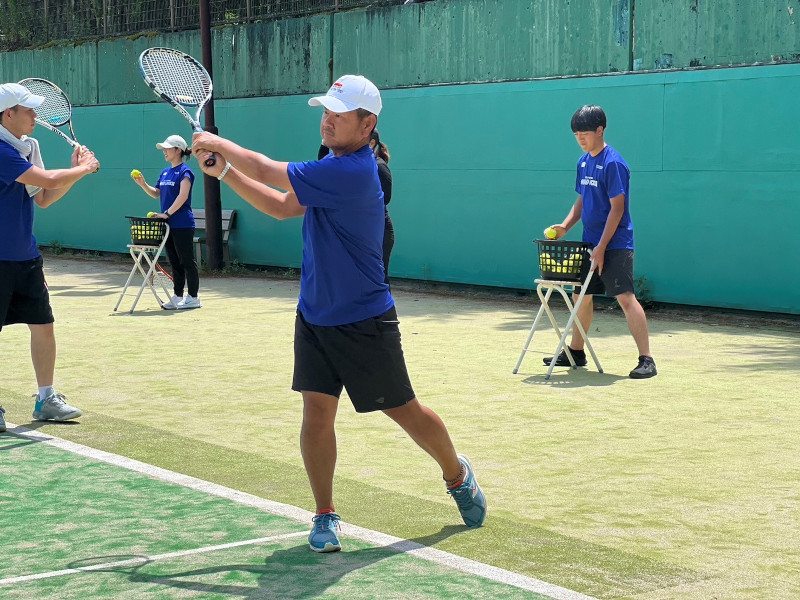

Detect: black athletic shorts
[292,306,416,413]
[0,257,54,332]
[576,248,636,297]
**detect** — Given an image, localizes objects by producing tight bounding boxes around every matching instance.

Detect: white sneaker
[177,296,202,309]
[32,392,82,422]
[162,294,182,310]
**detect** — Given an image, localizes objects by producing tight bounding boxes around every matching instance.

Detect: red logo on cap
[333,82,343,87]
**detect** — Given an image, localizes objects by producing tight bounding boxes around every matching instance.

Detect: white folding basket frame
[513,262,604,380]
[113,222,172,313]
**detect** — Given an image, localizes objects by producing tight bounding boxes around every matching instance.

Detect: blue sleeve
[288,157,370,209]
[181,165,195,185]
[0,146,33,184]
[604,160,628,199]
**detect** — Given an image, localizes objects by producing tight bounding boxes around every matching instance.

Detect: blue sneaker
[448,455,487,528]
[309,512,342,553]
[0,406,6,433]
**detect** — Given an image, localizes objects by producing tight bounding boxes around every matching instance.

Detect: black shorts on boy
[577,248,635,297]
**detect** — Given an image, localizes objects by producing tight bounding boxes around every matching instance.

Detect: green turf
[0,433,556,600]
[1,256,799,599]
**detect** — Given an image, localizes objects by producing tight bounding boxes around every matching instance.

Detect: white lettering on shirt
[580,177,599,188]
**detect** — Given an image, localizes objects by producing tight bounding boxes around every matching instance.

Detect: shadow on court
[73,527,467,599]
[521,372,628,388]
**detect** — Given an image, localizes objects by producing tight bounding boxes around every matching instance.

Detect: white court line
[0,531,308,586]
[4,424,598,600]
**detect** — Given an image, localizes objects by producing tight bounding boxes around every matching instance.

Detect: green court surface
[0,427,582,600]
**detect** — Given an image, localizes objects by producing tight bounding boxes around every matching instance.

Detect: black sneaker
[543,348,587,367]
[629,356,657,379]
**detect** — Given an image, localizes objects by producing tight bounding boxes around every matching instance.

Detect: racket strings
[18,79,72,126]
[141,50,211,106]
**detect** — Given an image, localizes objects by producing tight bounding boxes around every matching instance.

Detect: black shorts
[0,257,54,332]
[292,306,416,413]
[577,248,636,297]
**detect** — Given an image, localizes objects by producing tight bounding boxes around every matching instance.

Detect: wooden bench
[193,208,237,267]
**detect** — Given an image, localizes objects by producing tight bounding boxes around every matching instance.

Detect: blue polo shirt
[0,140,38,261]
[287,144,393,326]
[575,144,634,250]
[154,163,195,229]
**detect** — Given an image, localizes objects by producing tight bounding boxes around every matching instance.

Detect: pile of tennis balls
[130,224,148,240]
[539,252,584,276]
[130,217,161,241]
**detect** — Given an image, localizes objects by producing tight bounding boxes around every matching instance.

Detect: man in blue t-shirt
[545,105,656,379]
[0,82,100,433]
[191,74,486,552]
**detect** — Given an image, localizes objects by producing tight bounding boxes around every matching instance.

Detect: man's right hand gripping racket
[138,47,216,166]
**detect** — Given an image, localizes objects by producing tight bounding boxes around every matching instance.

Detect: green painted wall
[3,0,799,95]
[0,17,332,106]
[25,64,800,315]
[633,0,800,70]
[333,0,632,84]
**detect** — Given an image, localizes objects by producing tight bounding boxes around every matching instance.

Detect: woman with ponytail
[131,134,201,309]
[369,129,394,284]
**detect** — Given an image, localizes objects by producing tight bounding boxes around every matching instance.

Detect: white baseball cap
[0,82,45,112]
[156,134,188,151]
[308,75,382,116]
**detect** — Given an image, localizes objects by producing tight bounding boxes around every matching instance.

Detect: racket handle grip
[204,155,217,167]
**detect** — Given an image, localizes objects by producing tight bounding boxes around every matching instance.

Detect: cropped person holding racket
[0,82,99,433]
[131,134,201,310]
[544,105,657,379]
[192,74,486,552]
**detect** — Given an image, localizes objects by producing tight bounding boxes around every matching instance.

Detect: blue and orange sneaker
[447,455,487,528]
[309,512,342,553]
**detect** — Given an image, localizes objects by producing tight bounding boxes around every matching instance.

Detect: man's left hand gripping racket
[139,47,216,166]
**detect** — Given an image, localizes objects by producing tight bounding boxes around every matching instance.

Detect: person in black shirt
[368,129,394,284]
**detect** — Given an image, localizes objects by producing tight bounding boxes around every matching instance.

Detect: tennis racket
[138,47,216,166]
[18,78,82,149]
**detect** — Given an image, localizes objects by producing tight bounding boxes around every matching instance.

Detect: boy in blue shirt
[0,82,100,433]
[545,105,657,379]
[191,75,486,552]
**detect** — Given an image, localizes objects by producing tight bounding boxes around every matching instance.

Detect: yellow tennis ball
[131,169,141,178]
[545,227,557,239]
[147,211,156,218]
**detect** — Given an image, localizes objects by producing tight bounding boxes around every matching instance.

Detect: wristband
[217,162,232,181]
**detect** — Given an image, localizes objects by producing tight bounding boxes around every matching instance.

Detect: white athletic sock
[38,386,54,401]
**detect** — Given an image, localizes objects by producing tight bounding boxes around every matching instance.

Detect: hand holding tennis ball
[544,227,557,240]
[146,212,156,218]
[130,169,141,179]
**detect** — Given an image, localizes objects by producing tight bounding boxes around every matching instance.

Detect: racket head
[17,78,73,128]
[139,47,213,117]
